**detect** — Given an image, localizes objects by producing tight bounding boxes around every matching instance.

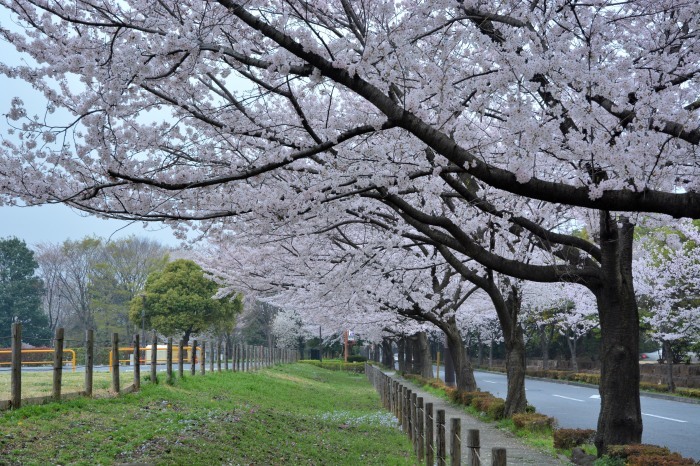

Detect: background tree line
[1,236,242,349]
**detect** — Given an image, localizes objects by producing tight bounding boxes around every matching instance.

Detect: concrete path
[387,372,570,465]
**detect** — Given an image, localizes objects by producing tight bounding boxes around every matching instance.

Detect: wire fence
[1,323,298,411]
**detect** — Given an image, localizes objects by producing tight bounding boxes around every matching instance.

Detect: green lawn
[0,364,417,465]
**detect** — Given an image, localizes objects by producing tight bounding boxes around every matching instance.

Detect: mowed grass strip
[0,364,416,465]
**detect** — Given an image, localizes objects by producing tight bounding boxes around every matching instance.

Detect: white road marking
[483,380,497,384]
[642,413,687,423]
[590,395,600,399]
[553,394,585,402]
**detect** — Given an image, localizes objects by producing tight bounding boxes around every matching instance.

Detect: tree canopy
[1,0,699,455]
[129,259,241,343]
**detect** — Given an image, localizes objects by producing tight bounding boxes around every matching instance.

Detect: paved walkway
[386,371,570,465]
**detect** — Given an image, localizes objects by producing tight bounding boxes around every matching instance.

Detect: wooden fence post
[150,330,158,383]
[491,448,506,466]
[406,387,412,435]
[52,327,64,401]
[111,333,120,394]
[178,340,184,378]
[426,402,434,466]
[411,391,417,443]
[437,409,446,466]
[394,382,400,419]
[417,397,425,462]
[401,386,408,432]
[191,340,197,376]
[11,322,22,409]
[467,429,480,466]
[133,334,140,390]
[85,329,94,396]
[201,341,206,375]
[450,418,461,466]
[166,337,173,382]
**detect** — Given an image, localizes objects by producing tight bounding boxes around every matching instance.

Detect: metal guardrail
[108,346,193,371]
[0,348,77,372]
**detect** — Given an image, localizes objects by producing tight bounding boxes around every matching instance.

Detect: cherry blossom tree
[457,291,502,368]
[1,0,699,453]
[271,307,311,354]
[525,282,598,372]
[555,287,598,373]
[635,220,700,391]
[199,212,477,388]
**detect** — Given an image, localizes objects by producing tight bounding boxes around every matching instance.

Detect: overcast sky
[0,203,181,247]
[0,8,182,248]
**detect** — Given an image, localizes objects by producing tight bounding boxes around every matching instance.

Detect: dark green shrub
[607,444,671,459]
[627,454,696,466]
[675,387,700,399]
[458,391,483,406]
[640,382,669,392]
[553,428,595,449]
[471,392,496,411]
[346,355,367,363]
[511,413,555,432]
[606,444,696,466]
[298,360,365,373]
[485,398,506,420]
[445,387,460,403]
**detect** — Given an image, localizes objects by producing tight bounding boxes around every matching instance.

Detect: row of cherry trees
[1,0,699,455]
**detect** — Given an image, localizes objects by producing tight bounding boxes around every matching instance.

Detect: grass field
[0,364,416,465]
[0,370,113,399]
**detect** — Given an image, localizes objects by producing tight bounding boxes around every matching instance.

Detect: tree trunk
[477,335,484,367]
[443,319,477,391]
[411,337,420,374]
[594,212,642,455]
[417,332,434,379]
[443,340,456,387]
[567,334,579,373]
[182,326,193,346]
[406,337,417,374]
[501,287,528,416]
[397,338,406,372]
[539,325,550,371]
[663,340,675,393]
[488,340,493,368]
[381,338,394,368]
[486,282,528,416]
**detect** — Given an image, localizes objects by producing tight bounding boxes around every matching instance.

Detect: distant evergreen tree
[0,238,51,346]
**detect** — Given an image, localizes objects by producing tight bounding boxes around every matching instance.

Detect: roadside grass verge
[0,364,416,465]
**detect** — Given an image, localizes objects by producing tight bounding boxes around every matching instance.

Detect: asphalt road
[467,369,700,461]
